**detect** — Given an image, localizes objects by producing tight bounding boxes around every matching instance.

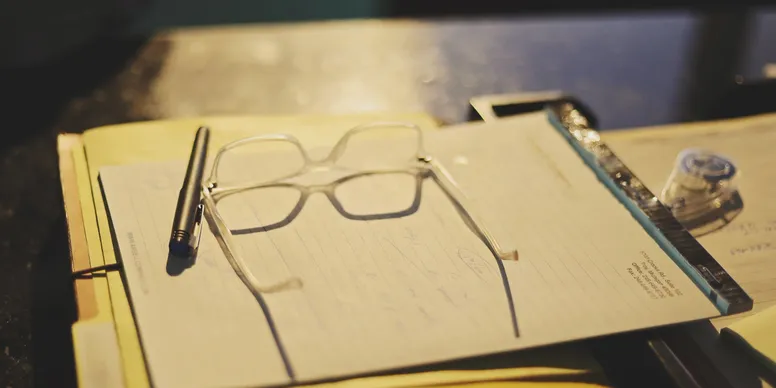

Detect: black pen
[169,126,210,258]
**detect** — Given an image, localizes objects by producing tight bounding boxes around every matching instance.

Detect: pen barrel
[169,127,210,257]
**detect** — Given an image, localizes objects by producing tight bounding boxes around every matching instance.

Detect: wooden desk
[3,16,775,387]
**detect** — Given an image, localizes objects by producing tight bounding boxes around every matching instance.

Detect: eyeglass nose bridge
[303,181,338,196]
[304,159,337,171]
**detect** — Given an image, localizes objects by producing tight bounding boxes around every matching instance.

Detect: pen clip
[189,203,205,258]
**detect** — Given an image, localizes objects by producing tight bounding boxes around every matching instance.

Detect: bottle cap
[661,149,739,229]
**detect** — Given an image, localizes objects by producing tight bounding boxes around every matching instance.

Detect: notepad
[99,112,719,388]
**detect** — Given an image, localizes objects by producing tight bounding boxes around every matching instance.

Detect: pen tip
[169,244,191,258]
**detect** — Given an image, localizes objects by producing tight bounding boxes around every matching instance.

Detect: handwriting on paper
[729,243,776,257]
[722,220,776,236]
[723,220,776,256]
[717,221,776,257]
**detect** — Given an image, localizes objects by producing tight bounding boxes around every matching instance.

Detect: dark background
[2,3,776,387]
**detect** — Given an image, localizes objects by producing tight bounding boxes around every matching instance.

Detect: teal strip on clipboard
[545,103,752,315]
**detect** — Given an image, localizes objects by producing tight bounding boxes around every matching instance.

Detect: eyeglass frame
[200,121,516,295]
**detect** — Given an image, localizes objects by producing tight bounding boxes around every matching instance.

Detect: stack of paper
[97,112,719,387]
[59,112,611,388]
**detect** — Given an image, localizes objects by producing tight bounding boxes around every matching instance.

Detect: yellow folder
[723,305,776,377]
[57,112,608,388]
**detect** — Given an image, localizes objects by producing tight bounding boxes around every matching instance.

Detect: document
[606,113,776,329]
[99,112,719,388]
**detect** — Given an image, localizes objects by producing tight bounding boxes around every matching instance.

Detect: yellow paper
[305,367,604,388]
[59,135,125,387]
[724,305,776,374]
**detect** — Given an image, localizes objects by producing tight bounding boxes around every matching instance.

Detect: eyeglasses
[208,122,427,189]
[201,122,517,295]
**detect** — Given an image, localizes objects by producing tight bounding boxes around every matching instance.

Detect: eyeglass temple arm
[422,157,518,261]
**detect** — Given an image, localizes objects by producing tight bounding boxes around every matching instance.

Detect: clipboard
[468,93,755,388]
[59,103,752,387]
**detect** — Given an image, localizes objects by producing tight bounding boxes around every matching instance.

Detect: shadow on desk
[0,36,162,388]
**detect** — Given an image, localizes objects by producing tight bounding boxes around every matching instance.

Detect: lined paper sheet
[100,112,719,388]
[606,113,776,329]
